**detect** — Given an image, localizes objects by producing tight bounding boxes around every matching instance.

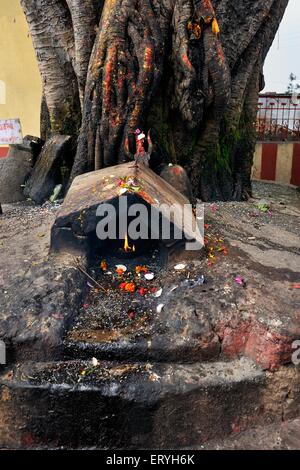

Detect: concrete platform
[0,358,266,449]
[1,181,300,449]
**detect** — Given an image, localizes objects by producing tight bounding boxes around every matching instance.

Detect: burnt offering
[1,162,214,450]
[50,162,206,363]
[50,162,201,259]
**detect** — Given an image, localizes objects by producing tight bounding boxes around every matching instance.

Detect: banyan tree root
[21,0,289,200]
[71,0,229,179]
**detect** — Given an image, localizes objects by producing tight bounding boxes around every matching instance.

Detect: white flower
[145,273,155,281]
[156,304,165,314]
[91,357,99,367]
[115,264,127,272]
[174,263,187,271]
[153,288,163,298]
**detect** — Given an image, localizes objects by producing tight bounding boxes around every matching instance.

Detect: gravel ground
[0,181,299,360]
[0,201,60,294]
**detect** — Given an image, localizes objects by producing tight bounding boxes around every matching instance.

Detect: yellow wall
[0,0,42,138]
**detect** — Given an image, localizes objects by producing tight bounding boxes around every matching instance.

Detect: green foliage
[214,117,242,174]
[50,100,81,135]
[254,202,270,213]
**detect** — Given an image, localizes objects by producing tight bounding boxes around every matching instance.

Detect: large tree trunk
[21,0,289,201]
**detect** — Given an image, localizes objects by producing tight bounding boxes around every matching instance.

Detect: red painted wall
[291,143,300,186]
[0,147,9,158]
[260,143,277,181]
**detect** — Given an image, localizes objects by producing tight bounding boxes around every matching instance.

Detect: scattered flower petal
[174,263,186,271]
[91,357,99,367]
[135,265,148,274]
[169,285,178,293]
[145,273,155,280]
[139,288,148,296]
[156,303,165,314]
[149,372,160,382]
[116,264,127,272]
[127,309,135,319]
[119,282,136,293]
[153,288,163,298]
[100,260,108,271]
[235,277,246,287]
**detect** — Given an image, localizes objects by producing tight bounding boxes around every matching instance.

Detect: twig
[72,259,106,292]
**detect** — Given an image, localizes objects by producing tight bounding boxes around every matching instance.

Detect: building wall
[253,142,300,186]
[0,0,42,151]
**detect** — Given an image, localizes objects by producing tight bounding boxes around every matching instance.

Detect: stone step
[0,358,265,449]
[63,329,221,363]
[200,418,300,450]
[63,261,299,370]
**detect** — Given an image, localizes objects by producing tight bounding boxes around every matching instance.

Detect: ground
[0,180,300,449]
[0,202,57,291]
[1,181,299,366]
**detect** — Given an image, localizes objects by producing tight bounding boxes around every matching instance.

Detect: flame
[124,233,135,253]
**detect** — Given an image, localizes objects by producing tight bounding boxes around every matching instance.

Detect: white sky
[263,0,300,92]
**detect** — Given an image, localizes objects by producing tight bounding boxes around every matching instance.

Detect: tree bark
[22,0,289,201]
[21,0,81,134]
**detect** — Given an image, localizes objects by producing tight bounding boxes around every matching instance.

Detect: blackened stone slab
[51,162,201,255]
[0,136,40,203]
[160,165,193,202]
[24,135,73,204]
[0,358,265,449]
